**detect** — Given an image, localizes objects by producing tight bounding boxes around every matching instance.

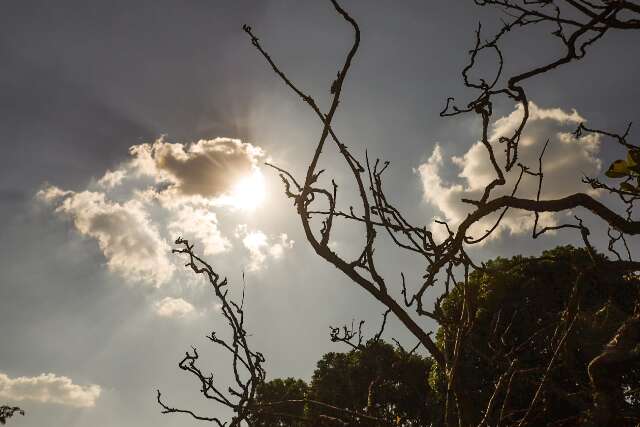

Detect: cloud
[0,372,101,408]
[153,297,195,318]
[417,102,601,242]
[167,206,231,256]
[37,135,288,289]
[37,186,174,286]
[130,137,264,199]
[97,169,126,189]
[268,233,296,259]
[236,226,294,271]
[35,185,72,203]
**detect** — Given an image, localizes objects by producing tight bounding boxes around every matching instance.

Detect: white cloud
[236,226,294,271]
[97,169,126,189]
[417,102,602,242]
[0,372,101,408]
[37,186,174,286]
[153,297,195,318]
[167,206,231,256]
[268,233,295,259]
[37,135,289,288]
[241,230,268,271]
[35,185,72,203]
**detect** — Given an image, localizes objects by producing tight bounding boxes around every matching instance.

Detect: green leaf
[628,149,640,166]
[605,159,629,178]
[620,182,638,193]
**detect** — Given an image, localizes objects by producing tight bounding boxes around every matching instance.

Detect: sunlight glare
[227,169,266,211]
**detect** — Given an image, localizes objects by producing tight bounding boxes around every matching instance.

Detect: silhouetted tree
[434,246,640,425]
[307,340,437,426]
[243,0,640,424]
[158,239,385,426]
[160,0,640,425]
[156,238,266,426]
[159,242,640,425]
[248,340,437,426]
[249,378,308,426]
[248,247,640,426]
[0,406,24,425]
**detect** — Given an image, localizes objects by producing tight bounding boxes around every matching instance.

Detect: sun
[227,169,267,211]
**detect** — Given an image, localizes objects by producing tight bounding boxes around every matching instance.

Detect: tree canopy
[249,340,436,426]
[243,246,640,426]
[0,406,24,425]
[435,246,640,425]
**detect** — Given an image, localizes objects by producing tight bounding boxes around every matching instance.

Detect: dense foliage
[0,406,24,425]
[253,247,640,425]
[250,340,436,426]
[437,246,640,425]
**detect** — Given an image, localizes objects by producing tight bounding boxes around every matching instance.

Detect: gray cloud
[129,137,264,199]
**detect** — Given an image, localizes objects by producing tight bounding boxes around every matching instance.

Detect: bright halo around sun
[227,169,267,211]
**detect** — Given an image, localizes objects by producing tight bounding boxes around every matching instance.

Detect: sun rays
[225,169,267,211]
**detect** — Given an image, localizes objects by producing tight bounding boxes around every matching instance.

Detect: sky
[2,1,640,426]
